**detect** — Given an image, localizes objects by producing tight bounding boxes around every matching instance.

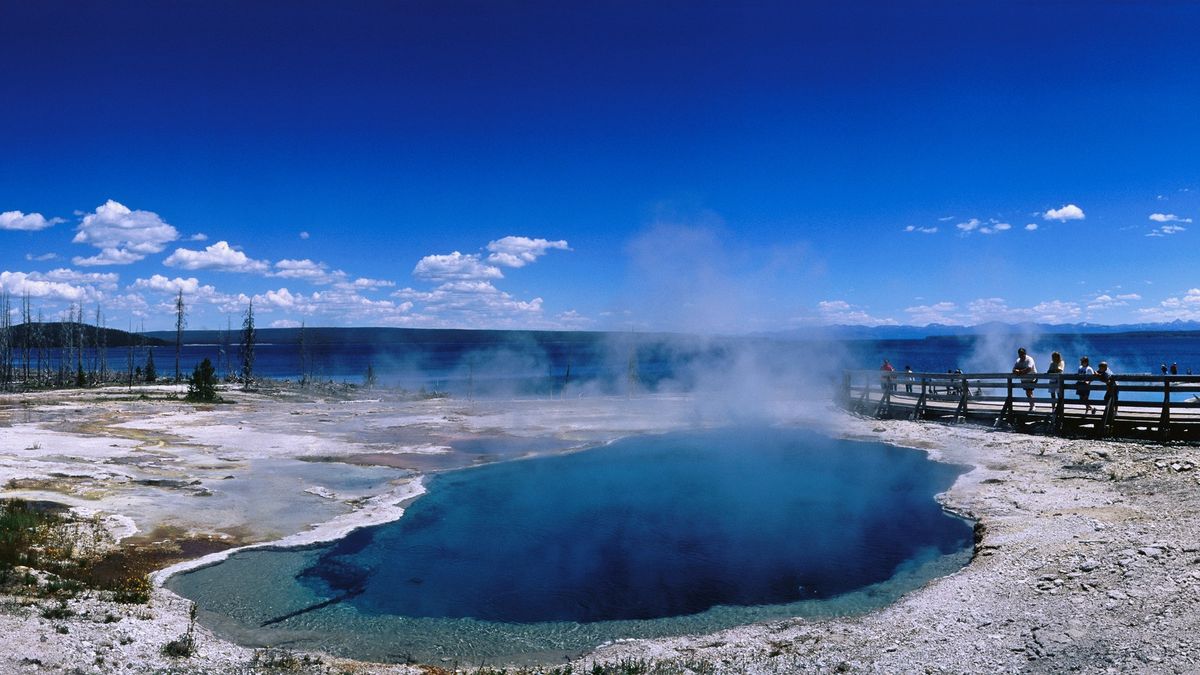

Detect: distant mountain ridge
[8,322,170,348]
[761,320,1200,341]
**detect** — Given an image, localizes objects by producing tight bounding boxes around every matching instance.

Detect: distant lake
[167,428,973,664]
[44,329,1200,396]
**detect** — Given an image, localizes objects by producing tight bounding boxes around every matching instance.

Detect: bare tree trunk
[60,307,72,387]
[127,319,135,389]
[298,321,309,386]
[34,308,45,386]
[20,292,31,385]
[95,303,107,384]
[75,304,85,387]
[174,290,186,384]
[0,292,12,390]
[240,300,256,390]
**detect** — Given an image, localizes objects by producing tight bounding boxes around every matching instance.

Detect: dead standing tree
[94,303,108,384]
[20,292,31,384]
[0,292,12,389]
[239,300,256,390]
[298,320,311,387]
[174,289,186,384]
[34,308,46,384]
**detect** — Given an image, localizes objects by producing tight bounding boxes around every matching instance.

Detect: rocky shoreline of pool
[3,387,1200,673]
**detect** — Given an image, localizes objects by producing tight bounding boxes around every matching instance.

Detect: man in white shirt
[1013,347,1038,410]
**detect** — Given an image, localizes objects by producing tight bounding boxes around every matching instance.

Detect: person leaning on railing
[1012,347,1038,410]
[1076,356,1096,414]
[1095,361,1115,403]
[1046,351,1064,402]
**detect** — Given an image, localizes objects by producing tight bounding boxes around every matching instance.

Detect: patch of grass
[469,659,716,675]
[41,599,75,620]
[250,647,322,671]
[43,577,85,599]
[0,498,154,605]
[0,499,63,570]
[162,602,198,658]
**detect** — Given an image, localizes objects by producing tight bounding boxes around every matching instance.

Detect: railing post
[955,374,969,421]
[912,375,928,420]
[857,371,871,412]
[875,374,893,418]
[998,376,1014,427]
[1101,378,1119,437]
[1160,377,1172,441]
[1052,373,1065,433]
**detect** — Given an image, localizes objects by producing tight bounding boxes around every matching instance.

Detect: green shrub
[185,358,219,402]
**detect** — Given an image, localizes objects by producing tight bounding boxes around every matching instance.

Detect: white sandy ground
[4,386,1200,672]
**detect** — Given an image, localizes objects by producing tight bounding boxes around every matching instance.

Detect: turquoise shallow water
[168,428,973,665]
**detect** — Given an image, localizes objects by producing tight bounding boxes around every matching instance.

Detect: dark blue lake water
[112,329,1200,397]
[168,428,972,664]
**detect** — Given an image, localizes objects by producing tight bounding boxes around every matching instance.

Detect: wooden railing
[841,370,1200,441]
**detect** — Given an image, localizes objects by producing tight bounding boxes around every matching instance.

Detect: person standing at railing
[1046,351,1064,402]
[1077,356,1096,413]
[1012,347,1038,410]
[879,359,895,392]
[904,365,914,393]
[1096,362,1115,404]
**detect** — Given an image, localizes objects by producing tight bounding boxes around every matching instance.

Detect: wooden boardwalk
[841,370,1200,442]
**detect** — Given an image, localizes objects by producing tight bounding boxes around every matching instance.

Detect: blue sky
[2,1,1199,332]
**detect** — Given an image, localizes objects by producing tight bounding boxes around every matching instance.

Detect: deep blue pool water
[168,428,973,664]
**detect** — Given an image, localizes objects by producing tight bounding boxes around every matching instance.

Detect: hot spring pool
[167,428,973,664]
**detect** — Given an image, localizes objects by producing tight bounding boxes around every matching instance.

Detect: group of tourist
[1012,347,1111,412]
[877,349,1130,414]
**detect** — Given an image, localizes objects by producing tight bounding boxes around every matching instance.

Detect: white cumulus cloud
[71,200,179,265]
[131,274,212,295]
[1,210,64,231]
[904,225,938,234]
[1147,224,1187,237]
[73,248,144,267]
[412,251,504,282]
[0,271,101,303]
[163,241,270,273]
[394,280,543,317]
[956,218,1009,235]
[271,258,345,284]
[964,297,1080,323]
[350,277,395,289]
[1149,213,1192,223]
[904,301,959,325]
[485,236,570,268]
[1136,288,1200,322]
[815,300,897,326]
[1043,204,1085,221]
[36,268,119,290]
